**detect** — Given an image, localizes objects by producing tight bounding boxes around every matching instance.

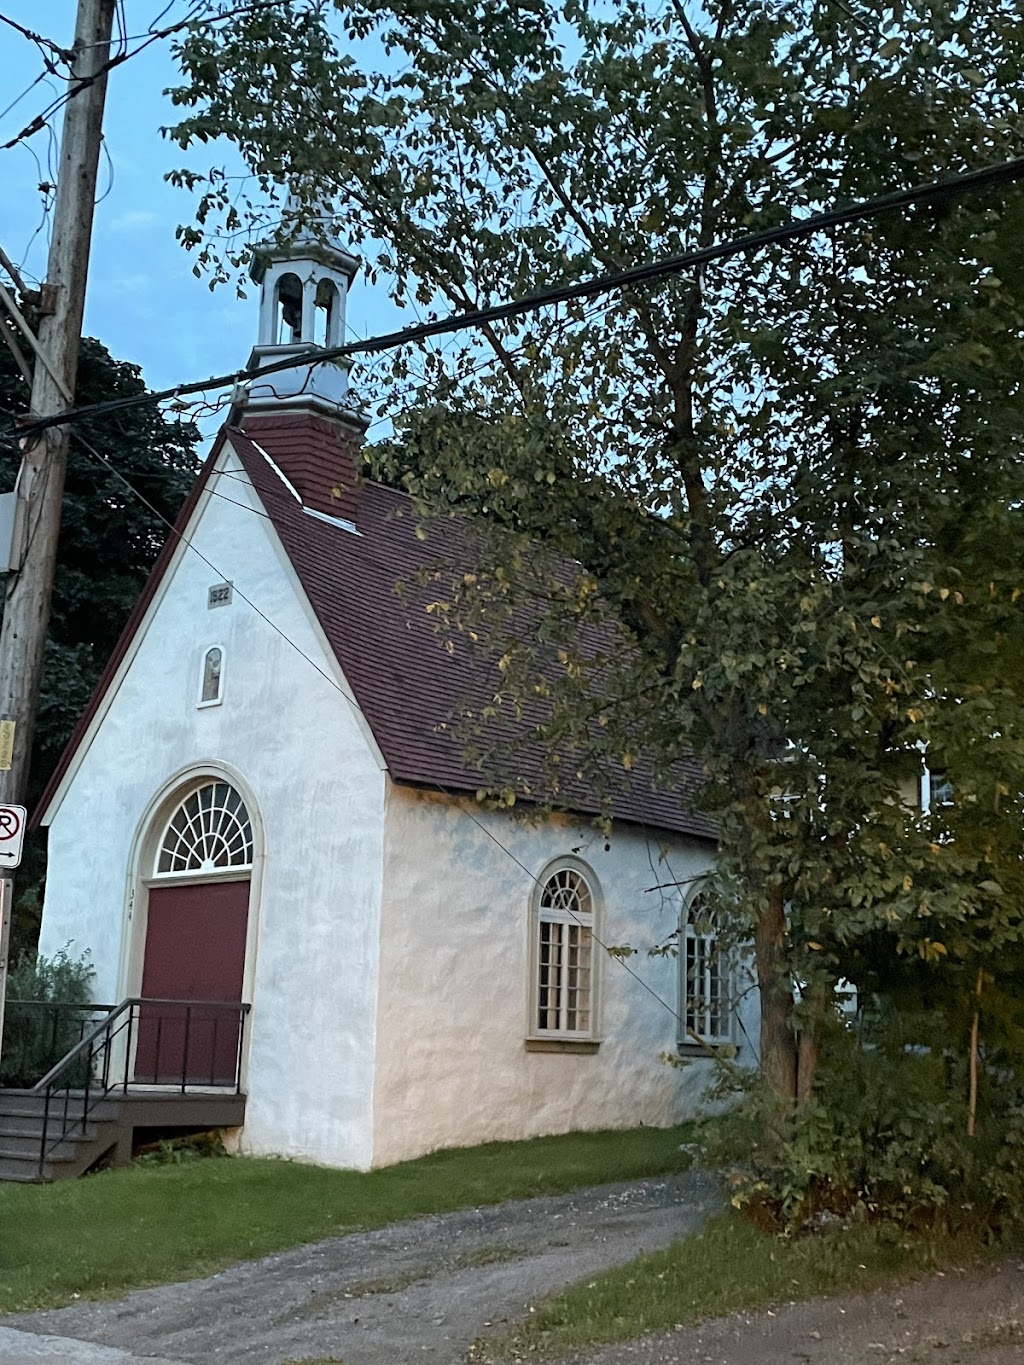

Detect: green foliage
[0,334,200,788]
[0,1124,694,1311]
[0,948,96,1089]
[163,0,1024,1203]
[701,1003,1024,1234]
[133,1131,230,1165]
[166,0,1024,1106]
[0,332,200,957]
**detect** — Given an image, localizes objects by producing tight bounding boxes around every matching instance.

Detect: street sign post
[0,804,25,870]
[0,876,12,1079]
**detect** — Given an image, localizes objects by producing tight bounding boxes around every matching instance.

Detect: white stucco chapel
[33,208,758,1171]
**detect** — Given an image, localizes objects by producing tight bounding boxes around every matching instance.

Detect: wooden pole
[0,0,116,809]
[0,877,12,1078]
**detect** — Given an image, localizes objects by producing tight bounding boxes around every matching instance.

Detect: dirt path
[3,1171,719,1364]
[563,1259,1024,1365]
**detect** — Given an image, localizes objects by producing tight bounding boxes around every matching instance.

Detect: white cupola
[241,194,365,424]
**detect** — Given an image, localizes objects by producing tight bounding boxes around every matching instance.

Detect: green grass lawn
[475,1210,1002,1361]
[0,1124,693,1313]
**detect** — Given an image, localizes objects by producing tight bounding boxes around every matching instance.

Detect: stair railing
[0,1001,114,1090]
[31,997,251,1179]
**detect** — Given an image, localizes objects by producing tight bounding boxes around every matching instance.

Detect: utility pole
[0,0,116,812]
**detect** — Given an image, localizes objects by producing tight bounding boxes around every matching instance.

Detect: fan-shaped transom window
[534,865,595,1036]
[155,781,253,876]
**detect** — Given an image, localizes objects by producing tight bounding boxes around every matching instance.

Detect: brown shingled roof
[38,412,715,842]
[230,415,715,841]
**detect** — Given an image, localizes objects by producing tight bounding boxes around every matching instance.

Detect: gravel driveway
[2,1171,719,1364]
[5,1172,1023,1365]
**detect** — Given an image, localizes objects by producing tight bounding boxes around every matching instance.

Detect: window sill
[676,1041,739,1059]
[525,1037,601,1054]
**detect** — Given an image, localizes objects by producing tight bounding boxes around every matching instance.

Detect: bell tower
[242,195,364,424]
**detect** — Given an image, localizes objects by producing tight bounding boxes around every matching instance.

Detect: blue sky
[0,2,393,443]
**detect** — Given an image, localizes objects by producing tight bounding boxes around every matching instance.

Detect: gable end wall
[39,447,387,1169]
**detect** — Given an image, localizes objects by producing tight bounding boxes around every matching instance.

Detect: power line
[0,12,71,62]
[0,0,294,153]
[14,153,1024,443]
[69,424,704,1041]
[0,67,53,125]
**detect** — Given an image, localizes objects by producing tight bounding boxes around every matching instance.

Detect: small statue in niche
[201,647,223,703]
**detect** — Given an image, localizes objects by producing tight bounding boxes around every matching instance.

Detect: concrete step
[0,1112,54,1136]
[0,1153,44,1182]
[0,1154,87,1183]
[0,1110,104,1137]
[0,1127,104,1158]
[0,1088,246,1181]
[0,1093,120,1121]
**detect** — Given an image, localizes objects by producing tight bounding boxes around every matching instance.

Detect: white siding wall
[40,444,386,1169]
[371,785,749,1167]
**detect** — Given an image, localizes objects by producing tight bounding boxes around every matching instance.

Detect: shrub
[133,1130,230,1165]
[700,1007,1024,1236]
[1,949,96,1089]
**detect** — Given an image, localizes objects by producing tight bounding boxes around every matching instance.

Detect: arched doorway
[136,779,254,1086]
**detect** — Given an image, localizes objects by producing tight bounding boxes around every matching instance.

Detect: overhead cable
[0,0,295,153]
[70,426,703,1042]
[13,153,1024,441]
[0,12,70,61]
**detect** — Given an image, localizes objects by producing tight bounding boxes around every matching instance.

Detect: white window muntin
[532,861,599,1039]
[154,780,254,878]
[680,892,733,1047]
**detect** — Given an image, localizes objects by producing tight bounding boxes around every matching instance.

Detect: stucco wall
[372,786,755,1167]
[40,441,386,1169]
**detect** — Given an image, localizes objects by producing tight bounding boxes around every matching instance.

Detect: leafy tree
[0,334,200,953]
[166,0,1024,1109]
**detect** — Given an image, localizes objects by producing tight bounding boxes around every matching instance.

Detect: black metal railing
[0,1001,115,1089]
[30,997,250,1178]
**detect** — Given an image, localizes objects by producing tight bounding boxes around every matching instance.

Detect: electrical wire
[0,0,294,154]
[67,423,706,1042]
[96,134,114,205]
[15,152,1024,442]
[0,67,52,125]
[0,12,70,62]
[20,179,54,268]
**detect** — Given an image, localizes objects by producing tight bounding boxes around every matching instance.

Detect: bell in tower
[240,194,365,424]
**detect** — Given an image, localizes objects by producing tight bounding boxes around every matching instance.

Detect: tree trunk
[797,1014,819,1102]
[754,886,798,1101]
[967,968,983,1139]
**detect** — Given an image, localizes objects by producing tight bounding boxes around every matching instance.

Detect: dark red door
[136,880,249,1085]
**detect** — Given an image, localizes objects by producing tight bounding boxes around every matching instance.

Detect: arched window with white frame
[198,645,225,707]
[530,860,599,1040]
[154,780,254,877]
[680,890,732,1047]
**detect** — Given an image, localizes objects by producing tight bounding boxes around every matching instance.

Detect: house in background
[23,214,758,1176]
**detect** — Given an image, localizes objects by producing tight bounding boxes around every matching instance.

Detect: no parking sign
[0,805,25,870]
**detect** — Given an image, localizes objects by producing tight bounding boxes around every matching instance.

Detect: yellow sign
[0,720,14,772]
